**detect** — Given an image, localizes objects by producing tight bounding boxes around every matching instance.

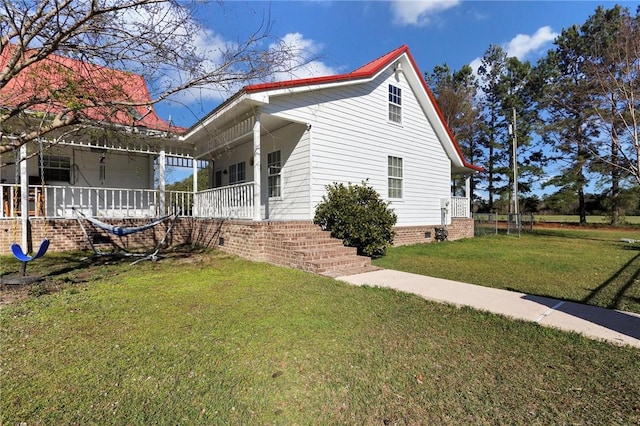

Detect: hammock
[74,208,180,264]
[74,209,172,237]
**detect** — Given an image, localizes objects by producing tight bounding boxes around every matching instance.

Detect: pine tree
[538,25,599,224]
[425,64,483,203]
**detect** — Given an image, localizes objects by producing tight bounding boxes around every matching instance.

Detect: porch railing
[194,182,254,220]
[451,196,470,218]
[1,184,192,219]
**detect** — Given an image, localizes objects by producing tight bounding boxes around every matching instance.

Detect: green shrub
[314,181,397,258]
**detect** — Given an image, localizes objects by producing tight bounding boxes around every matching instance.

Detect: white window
[267,150,281,198]
[43,155,71,182]
[388,84,402,124]
[228,161,246,184]
[388,156,403,199]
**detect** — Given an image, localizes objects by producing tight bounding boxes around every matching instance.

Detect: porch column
[465,175,471,218]
[253,115,261,221]
[192,157,198,193]
[20,144,28,250]
[158,148,166,215]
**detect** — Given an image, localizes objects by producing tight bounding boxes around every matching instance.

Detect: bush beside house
[314,181,397,258]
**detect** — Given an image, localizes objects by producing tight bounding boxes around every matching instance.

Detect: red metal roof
[244,45,409,93]
[0,45,181,134]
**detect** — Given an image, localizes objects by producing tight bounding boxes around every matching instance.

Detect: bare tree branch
[1,0,300,155]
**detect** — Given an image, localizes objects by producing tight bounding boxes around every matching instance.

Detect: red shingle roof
[0,45,180,134]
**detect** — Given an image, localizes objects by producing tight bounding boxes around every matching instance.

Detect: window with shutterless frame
[388,84,402,124]
[228,161,246,184]
[43,155,71,182]
[388,155,403,198]
[267,150,281,198]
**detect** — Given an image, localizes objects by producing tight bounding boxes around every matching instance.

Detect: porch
[1,183,470,221]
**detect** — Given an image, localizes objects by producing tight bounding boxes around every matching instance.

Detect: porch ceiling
[2,114,194,158]
[192,112,293,161]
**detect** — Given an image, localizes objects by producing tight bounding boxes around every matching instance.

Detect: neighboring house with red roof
[0,43,177,132]
[1,45,192,222]
[1,45,478,271]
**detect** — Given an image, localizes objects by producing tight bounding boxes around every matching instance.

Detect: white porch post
[192,157,198,193]
[159,148,166,215]
[465,175,471,218]
[20,144,28,250]
[253,115,261,221]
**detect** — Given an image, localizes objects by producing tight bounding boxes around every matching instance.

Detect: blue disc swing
[9,141,50,275]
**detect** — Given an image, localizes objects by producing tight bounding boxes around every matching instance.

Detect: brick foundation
[392,218,474,246]
[1,217,473,273]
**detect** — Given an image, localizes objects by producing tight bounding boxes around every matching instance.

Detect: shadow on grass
[529,229,623,242]
[522,294,640,341]
[1,245,199,285]
[582,252,640,310]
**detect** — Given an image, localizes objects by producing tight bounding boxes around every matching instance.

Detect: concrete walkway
[337,269,640,348]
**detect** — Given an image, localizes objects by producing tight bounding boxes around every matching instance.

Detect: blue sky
[157,0,639,185]
[157,0,640,129]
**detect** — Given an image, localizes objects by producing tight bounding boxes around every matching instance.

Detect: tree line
[426,4,640,224]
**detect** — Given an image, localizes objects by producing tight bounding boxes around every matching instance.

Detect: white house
[186,45,480,228]
[1,45,479,272]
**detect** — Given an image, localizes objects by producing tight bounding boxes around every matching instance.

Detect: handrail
[451,196,470,218]
[193,182,255,220]
[0,183,192,219]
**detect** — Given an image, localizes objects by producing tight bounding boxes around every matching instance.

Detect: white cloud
[468,26,559,77]
[469,57,483,76]
[166,32,337,105]
[121,5,336,106]
[505,26,558,60]
[267,33,338,82]
[390,0,461,27]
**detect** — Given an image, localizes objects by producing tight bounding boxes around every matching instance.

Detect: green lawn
[533,215,640,225]
[475,214,640,225]
[374,228,640,314]
[1,248,639,424]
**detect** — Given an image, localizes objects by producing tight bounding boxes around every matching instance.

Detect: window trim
[388,84,402,124]
[388,155,403,199]
[228,161,246,185]
[42,154,71,183]
[267,150,282,199]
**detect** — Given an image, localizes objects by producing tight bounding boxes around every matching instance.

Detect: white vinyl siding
[49,148,152,188]
[260,66,452,226]
[388,156,403,199]
[260,123,310,220]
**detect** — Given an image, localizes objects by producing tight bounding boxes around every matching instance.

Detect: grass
[474,214,640,225]
[533,215,640,225]
[1,248,639,424]
[374,228,640,314]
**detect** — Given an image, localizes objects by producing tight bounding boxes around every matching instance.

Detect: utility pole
[512,107,519,235]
